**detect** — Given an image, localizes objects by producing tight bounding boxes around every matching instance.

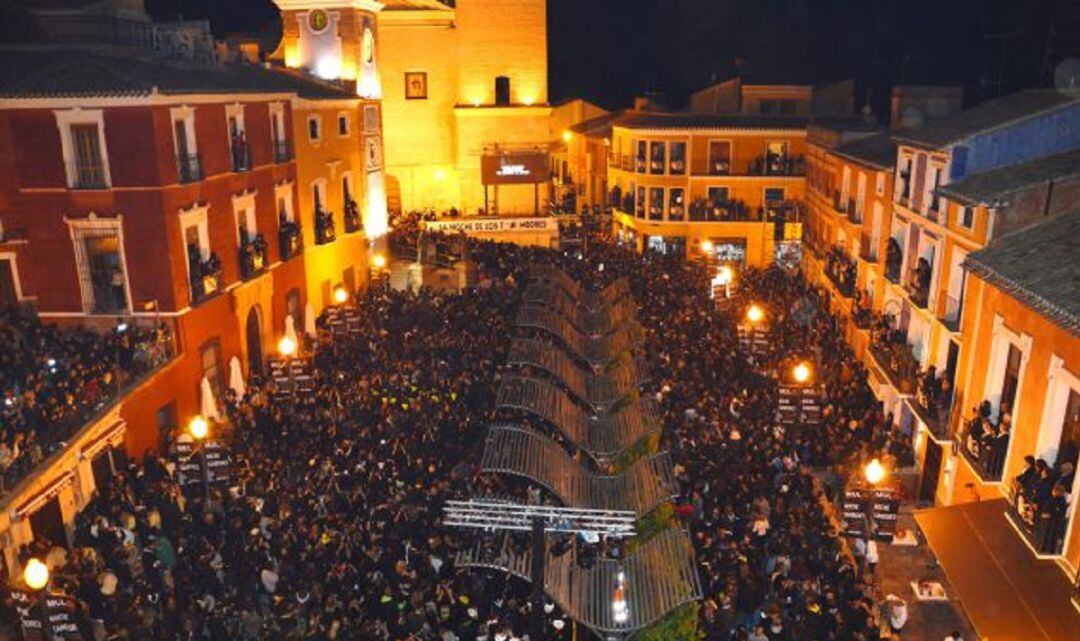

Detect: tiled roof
[612,111,809,131]
[569,111,624,137]
[963,209,1080,336]
[0,46,354,100]
[832,132,896,169]
[892,89,1078,149]
[938,148,1080,205]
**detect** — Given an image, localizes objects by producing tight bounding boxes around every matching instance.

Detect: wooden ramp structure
[506,338,642,410]
[481,424,677,517]
[496,376,661,460]
[455,528,702,636]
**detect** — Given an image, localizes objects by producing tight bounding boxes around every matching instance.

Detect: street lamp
[864,458,887,486]
[746,303,764,324]
[188,415,209,441]
[371,253,387,270]
[562,130,573,143]
[23,558,49,591]
[333,285,349,305]
[278,335,297,358]
[792,361,812,384]
[701,239,715,255]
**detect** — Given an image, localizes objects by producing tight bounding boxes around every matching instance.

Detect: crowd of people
[1,221,927,641]
[1012,445,1076,553]
[0,308,172,492]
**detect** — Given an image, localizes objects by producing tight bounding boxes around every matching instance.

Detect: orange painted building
[606,111,808,265]
[0,33,385,563]
[953,211,1080,570]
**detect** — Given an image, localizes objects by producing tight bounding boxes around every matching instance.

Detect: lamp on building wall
[562,130,573,143]
[701,239,715,255]
[372,253,387,270]
[333,285,349,305]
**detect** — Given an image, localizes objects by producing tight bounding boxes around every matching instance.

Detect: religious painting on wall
[405,71,428,100]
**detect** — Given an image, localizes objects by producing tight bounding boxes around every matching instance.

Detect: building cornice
[274,0,385,13]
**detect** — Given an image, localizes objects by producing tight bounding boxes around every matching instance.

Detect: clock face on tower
[361,27,375,65]
[308,9,329,33]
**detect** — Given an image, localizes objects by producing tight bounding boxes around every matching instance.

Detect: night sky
[18,0,1080,111]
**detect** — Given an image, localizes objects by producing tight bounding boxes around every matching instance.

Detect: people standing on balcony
[885,238,903,281]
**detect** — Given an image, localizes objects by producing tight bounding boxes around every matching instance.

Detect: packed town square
[2,1,1080,641]
[1,218,926,640]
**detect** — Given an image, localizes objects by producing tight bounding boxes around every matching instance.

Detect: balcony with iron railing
[824,245,857,298]
[1008,463,1071,555]
[238,233,269,280]
[343,198,363,234]
[858,233,878,262]
[708,159,731,176]
[0,317,177,495]
[314,208,336,245]
[868,318,919,395]
[905,259,933,310]
[910,369,955,441]
[846,199,863,224]
[884,238,904,284]
[177,153,203,184]
[749,154,806,177]
[231,141,251,173]
[959,413,1010,483]
[68,160,108,190]
[273,140,293,164]
[940,293,962,332]
[279,220,303,261]
[687,198,756,222]
[189,251,222,304]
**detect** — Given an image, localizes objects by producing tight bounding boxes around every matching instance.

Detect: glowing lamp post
[372,253,387,270]
[746,304,764,325]
[188,415,209,441]
[864,458,887,486]
[792,361,813,384]
[188,415,212,499]
[23,558,49,591]
[333,285,349,305]
[701,239,715,255]
[278,335,298,359]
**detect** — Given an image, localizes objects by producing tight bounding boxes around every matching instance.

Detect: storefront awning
[915,499,1080,641]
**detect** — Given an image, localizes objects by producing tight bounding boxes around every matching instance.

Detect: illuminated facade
[803,88,1080,580]
[376,0,552,215]
[0,43,380,564]
[273,0,389,237]
[607,112,809,266]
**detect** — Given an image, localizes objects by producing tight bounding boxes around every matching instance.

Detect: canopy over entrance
[915,498,1080,641]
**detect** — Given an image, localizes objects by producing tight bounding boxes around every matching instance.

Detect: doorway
[30,497,67,548]
[0,259,17,306]
[920,440,944,504]
[246,306,264,376]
